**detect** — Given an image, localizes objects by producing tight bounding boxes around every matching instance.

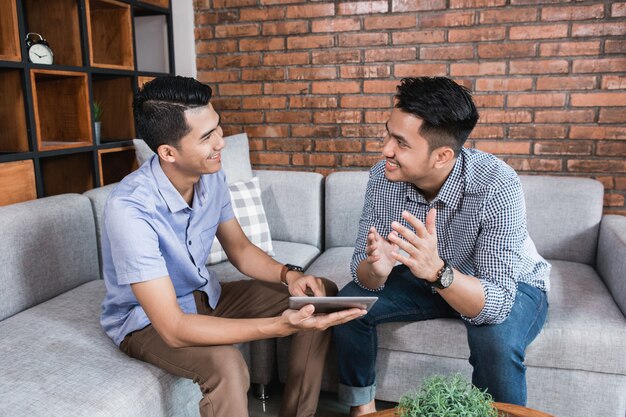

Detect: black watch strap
[280,264,304,286]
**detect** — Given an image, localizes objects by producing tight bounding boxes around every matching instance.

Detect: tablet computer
[288,296,378,314]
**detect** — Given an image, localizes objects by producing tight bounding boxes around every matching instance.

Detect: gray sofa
[0,133,624,417]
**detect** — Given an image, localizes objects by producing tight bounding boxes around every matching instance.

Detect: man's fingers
[401,211,428,238]
[425,208,437,235]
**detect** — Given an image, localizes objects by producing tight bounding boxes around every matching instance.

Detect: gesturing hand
[365,226,398,282]
[288,274,326,297]
[282,304,367,332]
[387,208,444,283]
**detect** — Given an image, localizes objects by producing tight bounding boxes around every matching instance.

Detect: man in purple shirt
[100,76,365,417]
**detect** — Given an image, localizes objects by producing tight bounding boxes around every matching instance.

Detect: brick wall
[193,0,626,214]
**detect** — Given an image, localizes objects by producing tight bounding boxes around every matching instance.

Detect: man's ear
[434,146,455,168]
[157,144,177,163]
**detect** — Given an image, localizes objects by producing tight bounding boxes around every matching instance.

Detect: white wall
[172,0,197,78]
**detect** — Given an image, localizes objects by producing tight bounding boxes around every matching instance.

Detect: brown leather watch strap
[280,265,290,286]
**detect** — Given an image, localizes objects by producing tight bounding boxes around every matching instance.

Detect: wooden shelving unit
[0,0,174,205]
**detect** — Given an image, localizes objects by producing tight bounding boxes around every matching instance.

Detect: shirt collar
[150,156,191,213]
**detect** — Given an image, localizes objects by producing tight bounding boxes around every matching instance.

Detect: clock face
[29,43,54,65]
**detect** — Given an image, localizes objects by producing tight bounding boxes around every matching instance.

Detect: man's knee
[467,326,523,364]
[198,346,250,394]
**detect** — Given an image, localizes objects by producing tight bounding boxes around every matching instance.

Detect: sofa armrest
[597,214,626,317]
[254,170,323,250]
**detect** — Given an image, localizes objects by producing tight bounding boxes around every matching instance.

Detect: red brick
[215,23,260,38]
[197,70,239,83]
[265,139,312,152]
[312,81,361,94]
[540,41,601,57]
[260,0,300,4]
[195,40,237,54]
[421,45,474,60]
[420,11,475,28]
[449,27,505,42]
[292,126,339,138]
[470,126,504,139]
[242,97,286,109]
[293,153,337,167]
[473,95,505,108]
[365,110,391,124]
[509,125,566,139]
[599,109,626,123]
[480,8,537,24]
[315,139,362,153]
[392,30,446,45]
[392,0,446,12]
[598,176,616,189]
[285,4,335,19]
[341,154,382,167]
[220,111,263,124]
[506,158,562,172]
[510,60,568,75]
[573,58,626,73]
[536,76,597,90]
[266,111,312,123]
[312,18,361,33]
[568,159,626,173]
[248,138,264,151]
[535,110,595,123]
[541,5,605,21]
[263,21,308,36]
[264,82,309,95]
[604,193,625,207]
[289,67,336,81]
[312,50,361,65]
[219,83,262,96]
[606,40,626,54]
[341,96,391,108]
[365,139,384,153]
[364,15,416,30]
[613,3,626,17]
[241,68,285,81]
[216,54,261,68]
[290,97,338,108]
[597,141,626,157]
[338,1,388,15]
[572,23,626,37]
[287,35,334,50]
[239,7,286,22]
[479,110,532,124]
[314,110,362,124]
[251,152,290,166]
[571,92,626,107]
[605,208,626,215]
[213,0,255,7]
[475,141,531,154]
[534,142,592,155]
[602,76,626,90]
[477,43,537,59]
[365,48,416,62]
[395,63,447,77]
[510,24,568,40]
[239,38,284,52]
[222,125,243,137]
[196,56,216,69]
[363,80,400,94]
[508,93,566,107]
[338,33,388,48]
[245,126,289,138]
[616,176,626,190]
[570,126,626,140]
[342,125,386,138]
[450,0,506,7]
[194,27,213,41]
[475,78,533,92]
[263,52,309,66]
[342,65,392,79]
[450,62,506,76]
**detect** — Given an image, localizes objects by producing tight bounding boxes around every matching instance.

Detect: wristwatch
[432,261,454,290]
[280,263,304,286]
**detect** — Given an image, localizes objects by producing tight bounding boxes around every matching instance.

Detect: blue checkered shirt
[351,148,550,325]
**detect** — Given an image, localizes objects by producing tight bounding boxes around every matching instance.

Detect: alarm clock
[25,33,54,65]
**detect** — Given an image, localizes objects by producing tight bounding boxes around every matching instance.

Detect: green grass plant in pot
[93,101,103,142]
[396,374,498,417]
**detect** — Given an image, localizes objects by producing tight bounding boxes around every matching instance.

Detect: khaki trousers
[120,279,337,417]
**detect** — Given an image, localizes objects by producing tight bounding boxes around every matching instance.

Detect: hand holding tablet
[289,296,378,314]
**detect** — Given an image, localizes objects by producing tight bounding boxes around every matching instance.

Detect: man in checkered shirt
[334,77,550,416]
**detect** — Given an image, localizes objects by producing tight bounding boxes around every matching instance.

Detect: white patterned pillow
[207,176,274,264]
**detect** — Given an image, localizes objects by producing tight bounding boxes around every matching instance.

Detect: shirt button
[188,240,192,245]
[197,267,201,273]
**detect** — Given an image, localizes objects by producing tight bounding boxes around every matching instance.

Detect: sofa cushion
[133,133,253,185]
[0,280,201,417]
[0,194,100,321]
[307,250,626,376]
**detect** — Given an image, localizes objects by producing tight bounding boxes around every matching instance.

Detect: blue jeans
[333,265,548,406]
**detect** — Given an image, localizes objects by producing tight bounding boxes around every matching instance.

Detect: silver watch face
[440,266,454,288]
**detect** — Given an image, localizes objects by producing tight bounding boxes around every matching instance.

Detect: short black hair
[133,76,212,153]
[395,77,479,156]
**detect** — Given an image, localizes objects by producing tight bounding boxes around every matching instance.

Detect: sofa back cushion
[0,194,100,321]
[520,175,603,265]
[325,171,369,249]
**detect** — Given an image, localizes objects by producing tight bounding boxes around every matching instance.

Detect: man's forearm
[434,268,485,318]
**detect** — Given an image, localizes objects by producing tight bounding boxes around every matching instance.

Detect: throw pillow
[207,176,274,264]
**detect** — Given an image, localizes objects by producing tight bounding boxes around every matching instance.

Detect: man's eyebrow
[202,114,221,138]
[385,121,405,142]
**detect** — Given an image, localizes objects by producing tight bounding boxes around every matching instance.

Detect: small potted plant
[93,101,103,142]
[396,374,498,417]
